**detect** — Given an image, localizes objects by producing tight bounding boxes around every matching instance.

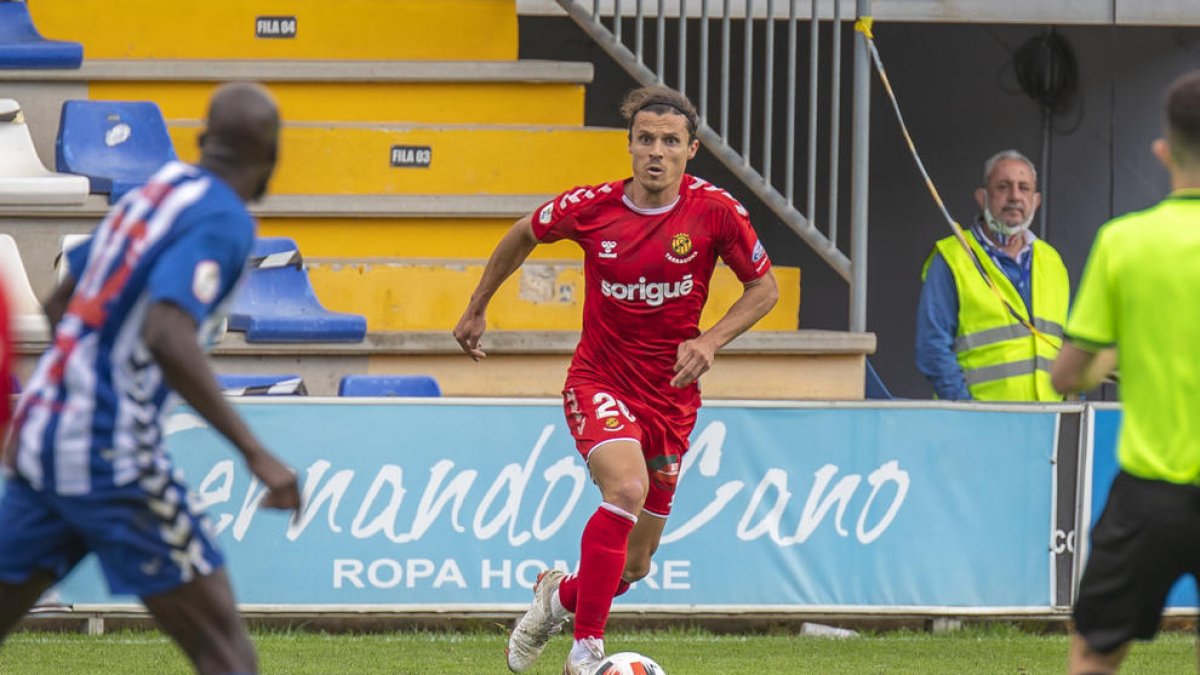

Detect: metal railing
[555,0,872,331]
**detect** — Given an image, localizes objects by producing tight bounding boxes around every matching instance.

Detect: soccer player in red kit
[454,86,779,675]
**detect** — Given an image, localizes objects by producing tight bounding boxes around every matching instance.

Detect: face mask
[983,205,1034,237]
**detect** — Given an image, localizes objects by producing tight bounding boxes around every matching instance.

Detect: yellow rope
[860,21,1057,350]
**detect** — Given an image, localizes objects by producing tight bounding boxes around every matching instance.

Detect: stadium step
[303,259,801,332]
[97,80,585,128]
[0,195,553,299]
[3,197,799,334]
[207,329,865,398]
[3,194,799,332]
[167,122,630,196]
[259,216,581,261]
[27,0,518,61]
[1,60,592,129]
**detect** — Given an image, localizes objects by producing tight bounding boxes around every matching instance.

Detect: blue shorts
[0,469,224,598]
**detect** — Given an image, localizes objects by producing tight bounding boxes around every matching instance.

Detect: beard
[983,205,1034,237]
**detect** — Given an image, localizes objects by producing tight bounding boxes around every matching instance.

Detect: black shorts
[1074,471,1200,653]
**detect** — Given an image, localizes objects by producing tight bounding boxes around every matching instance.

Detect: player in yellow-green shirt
[1052,69,1200,675]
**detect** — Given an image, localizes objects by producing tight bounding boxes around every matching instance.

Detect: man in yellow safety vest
[916,149,1069,401]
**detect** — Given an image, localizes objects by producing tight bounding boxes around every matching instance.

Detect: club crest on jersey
[666,232,698,263]
[538,202,554,225]
[599,240,618,258]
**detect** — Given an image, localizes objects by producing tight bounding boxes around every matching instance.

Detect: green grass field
[0,624,1195,674]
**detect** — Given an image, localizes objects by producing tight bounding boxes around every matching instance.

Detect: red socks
[559,576,633,614]
[557,505,635,639]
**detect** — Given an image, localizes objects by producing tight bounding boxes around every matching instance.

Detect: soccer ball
[592,651,666,675]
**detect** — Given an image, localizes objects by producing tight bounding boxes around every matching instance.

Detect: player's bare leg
[1067,632,1127,674]
[0,570,56,645]
[142,568,257,675]
[622,510,667,585]
[587,440,649,526]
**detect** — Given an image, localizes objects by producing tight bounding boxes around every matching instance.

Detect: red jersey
[531,174,772,419]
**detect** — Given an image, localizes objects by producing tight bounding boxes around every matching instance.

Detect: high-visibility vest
[922,233,1069,401]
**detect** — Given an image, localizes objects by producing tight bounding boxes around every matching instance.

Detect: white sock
[571,637,604,660]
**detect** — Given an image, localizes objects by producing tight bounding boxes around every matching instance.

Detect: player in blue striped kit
[0,83,300,675]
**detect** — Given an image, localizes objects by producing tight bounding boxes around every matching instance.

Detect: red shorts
[561,383,696,517]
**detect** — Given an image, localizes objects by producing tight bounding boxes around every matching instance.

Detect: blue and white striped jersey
[11,161,254,495]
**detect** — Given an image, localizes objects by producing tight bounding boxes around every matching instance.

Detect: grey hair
[982,150,1037,187]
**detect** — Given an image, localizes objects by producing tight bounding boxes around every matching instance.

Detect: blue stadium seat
[865,359,894,400]
[218,374,307,396]
[338,375,441,398]
[227,237,367,343]
[0,2,82,69]
[55,100,177,203]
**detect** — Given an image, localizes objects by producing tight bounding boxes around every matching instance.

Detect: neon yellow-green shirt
[1067,191,1200,483]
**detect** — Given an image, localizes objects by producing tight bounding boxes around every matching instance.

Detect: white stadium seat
[0,233,49,340]
[0,99,88,205]
[55,233,91,285]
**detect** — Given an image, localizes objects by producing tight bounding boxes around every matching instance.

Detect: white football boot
[506,569,568,672]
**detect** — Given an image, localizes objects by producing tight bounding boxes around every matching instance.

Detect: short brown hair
[620,86,699,141]
[1165,70,1200,168]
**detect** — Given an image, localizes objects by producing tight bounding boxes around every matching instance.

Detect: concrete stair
[7,59,592,126]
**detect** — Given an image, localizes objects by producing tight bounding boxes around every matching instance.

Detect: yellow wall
[29,0,517,60]
[90,81,585,126]
[169,124,631,195]
[306,261,801,331]
[259,218,583,260]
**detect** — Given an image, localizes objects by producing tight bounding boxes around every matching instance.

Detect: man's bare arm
[672,271,780,388]
[1051,341,1118,394]
[453,214,539,360]
[143,302,300,514]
